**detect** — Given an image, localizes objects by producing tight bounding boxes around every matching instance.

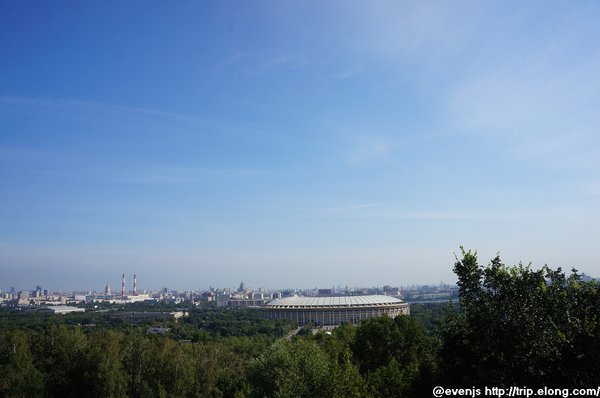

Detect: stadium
[260,295,409,326]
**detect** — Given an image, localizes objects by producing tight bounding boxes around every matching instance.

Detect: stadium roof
[264,295,404,309]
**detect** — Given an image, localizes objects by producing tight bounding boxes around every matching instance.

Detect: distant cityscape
[0,272,459,310]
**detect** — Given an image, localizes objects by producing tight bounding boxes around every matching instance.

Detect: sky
[1,1,600,291]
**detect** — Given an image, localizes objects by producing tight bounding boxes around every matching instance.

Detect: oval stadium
[260,295,409,326]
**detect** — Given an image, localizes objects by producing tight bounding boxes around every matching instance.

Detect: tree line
[1,248,600,397]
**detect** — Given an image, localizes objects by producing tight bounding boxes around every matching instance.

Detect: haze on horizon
[2,1,600,291]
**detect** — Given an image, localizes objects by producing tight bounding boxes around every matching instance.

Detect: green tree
[365,357,406,398]
[84,330,128,398]
[440,248,600,387]
[331,350,365,398]
[352,315,437,397]
[0,330,44,398]
[247,339,332,398]
[31,324,88,398]
[312,323,356,364]
[122,333,155,398]
[146,337,197,397]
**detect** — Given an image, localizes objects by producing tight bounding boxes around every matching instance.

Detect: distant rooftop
[264,295,403,309]
[37,305,85,314]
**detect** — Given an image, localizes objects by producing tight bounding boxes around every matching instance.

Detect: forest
[1,249,600,397]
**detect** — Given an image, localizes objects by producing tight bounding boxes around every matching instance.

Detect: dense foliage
[440,248,600,387]
[2,248,600,397]
[0,325,263,397]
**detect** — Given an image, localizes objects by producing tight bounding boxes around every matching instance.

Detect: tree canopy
[441,247,600,387]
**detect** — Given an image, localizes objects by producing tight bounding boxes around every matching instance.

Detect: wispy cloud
[115,167,258,184]
[314,1,600,172]
[0,145,67,163]
[216,51,309,75]
[331,65,363,80]
[314,209,496,221]
[37,166,259,185]
[582,181,600,198]
[372,211,501,221]
[447,11,600,170]
[325,203,381,212]
[345,134,395,164]
[0,94,199,124]
[216,51,258,68]
[312,203,600,222]
[0,93,268,146]
[262,55,308,70]
[323,1,486,62]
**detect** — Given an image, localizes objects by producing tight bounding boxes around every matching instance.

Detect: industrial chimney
[133,273,137,295]
[121,273,125,298]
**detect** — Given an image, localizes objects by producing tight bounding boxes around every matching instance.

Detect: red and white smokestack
[121,273,125,298]
[133,273,137,295]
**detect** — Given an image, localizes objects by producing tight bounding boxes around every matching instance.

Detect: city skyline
[2,1,600,290]
[1,272,459,295]
[2,273,456,294]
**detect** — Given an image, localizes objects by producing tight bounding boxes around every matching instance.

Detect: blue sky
[2,1,600,291]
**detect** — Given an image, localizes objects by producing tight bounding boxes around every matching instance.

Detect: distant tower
[104,283,111,295]
[133,273,137,295]
[121,273,125,298]
[238,281,245,293]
